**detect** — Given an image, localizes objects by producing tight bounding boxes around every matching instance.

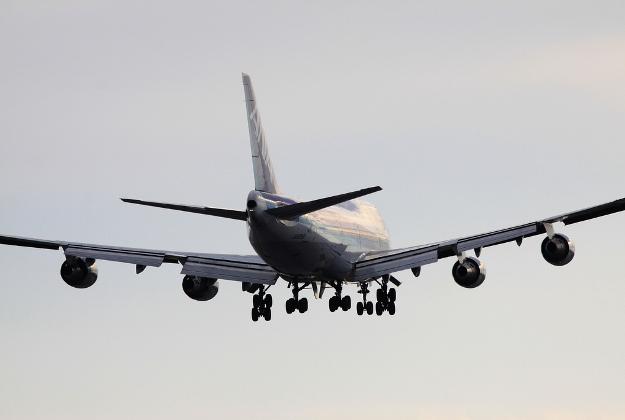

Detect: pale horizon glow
[1,2,624,419]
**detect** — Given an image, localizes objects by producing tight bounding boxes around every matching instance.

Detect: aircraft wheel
[329,296,338,312]
[252,307,259,322]
[366,301,374,315]
[341,295,351,311]
[253,294,261,308]
[265,294,273,308]
[298,297,308,313]
[388,301,396,315]
[286,298,296,314]
[375,302,384,316]
[265,308,272,321]
[356,301,364,316]
[377,288,386,303]
[388,288,396,302]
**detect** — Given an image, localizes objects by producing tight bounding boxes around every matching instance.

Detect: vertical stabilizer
[242,73,280,194]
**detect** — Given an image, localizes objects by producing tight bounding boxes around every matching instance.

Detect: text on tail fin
[242,73,280,194]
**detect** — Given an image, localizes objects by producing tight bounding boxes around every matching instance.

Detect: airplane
[2,73,625,322]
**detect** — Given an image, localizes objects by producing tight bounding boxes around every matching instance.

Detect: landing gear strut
[251,285,272,322]
[328,282,351,312]
[286,282,309,314]
[375,275,397,316]
[356,282,374,316]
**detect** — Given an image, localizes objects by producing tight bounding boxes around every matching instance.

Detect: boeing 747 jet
[2,74,625,321]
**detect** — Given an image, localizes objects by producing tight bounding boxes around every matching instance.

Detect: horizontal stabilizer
[121,199,247,221]
[266,186,382,219]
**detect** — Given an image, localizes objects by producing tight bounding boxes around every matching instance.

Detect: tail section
[242,73,280,194]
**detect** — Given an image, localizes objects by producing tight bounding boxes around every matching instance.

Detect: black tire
[253,294,261,308]
[356,301,364,316]
[286,298,295,314]
[252,307,259,322]
[388,288,396,302]
[265,294,273,308]
[264,308,272,321]
[388,301,396,315]
[298,297,308,313]
[329,296,338,312]
[341,295,351,311]
[366,301,374,315]
[377,288,386,303]
[375,301,384,316]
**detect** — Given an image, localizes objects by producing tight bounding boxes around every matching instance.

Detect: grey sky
[1,1,625,419]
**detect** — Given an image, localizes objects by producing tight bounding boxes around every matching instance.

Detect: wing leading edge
[353,196,625,282]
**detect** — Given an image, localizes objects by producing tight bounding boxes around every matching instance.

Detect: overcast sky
[1,1,625,419]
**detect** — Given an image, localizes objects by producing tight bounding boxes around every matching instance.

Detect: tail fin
[242,73,280,194]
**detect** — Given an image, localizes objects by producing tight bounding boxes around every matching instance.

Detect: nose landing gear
[356,282,374,315]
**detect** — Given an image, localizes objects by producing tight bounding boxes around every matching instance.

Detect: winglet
[242,73,280,194]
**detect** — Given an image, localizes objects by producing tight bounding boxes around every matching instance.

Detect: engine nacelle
[452,256,486,288]
[541,233,575,266]
[60,257,98,289]
[182,275,219,301]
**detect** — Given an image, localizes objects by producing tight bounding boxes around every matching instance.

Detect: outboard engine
[60,257,98,289]
[452,256,486,288]
[182,275,219,301]
[541,233,575,266]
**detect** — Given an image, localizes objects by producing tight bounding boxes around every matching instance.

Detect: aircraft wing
[0,235,279,285]
[353,196,625,282]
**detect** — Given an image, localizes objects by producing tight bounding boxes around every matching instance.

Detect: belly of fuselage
[246,191,390,281]
[249,222,330,277]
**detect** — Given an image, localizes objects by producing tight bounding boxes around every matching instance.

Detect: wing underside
[3,196,625,286]
[0,235,279,285]
[353,196,625,282]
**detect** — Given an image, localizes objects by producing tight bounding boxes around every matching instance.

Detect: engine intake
[541,233,575,266]
[182,275,219,301]
[60,257,98,289]
[452,256,486,288]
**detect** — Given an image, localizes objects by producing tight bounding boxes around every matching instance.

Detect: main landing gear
[251,285,272,322]
[356,282,374,316]
[375,275,398,316]
[286,282,309,314]
[328,282,351,312]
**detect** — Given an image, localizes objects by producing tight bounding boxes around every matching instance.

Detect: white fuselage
[246,190,390,283]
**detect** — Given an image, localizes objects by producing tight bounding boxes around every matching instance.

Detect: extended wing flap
[353,245,438,282]
[442,223,541,257]
[181,256,278,285]
[65,246,166,267]
[354,196,625,281]
[0,233,277,284]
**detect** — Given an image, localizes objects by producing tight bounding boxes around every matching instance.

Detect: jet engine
[182,275,219,301]
[60,257,98,289]
[541,233,575,266]
[452,256,486,288]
